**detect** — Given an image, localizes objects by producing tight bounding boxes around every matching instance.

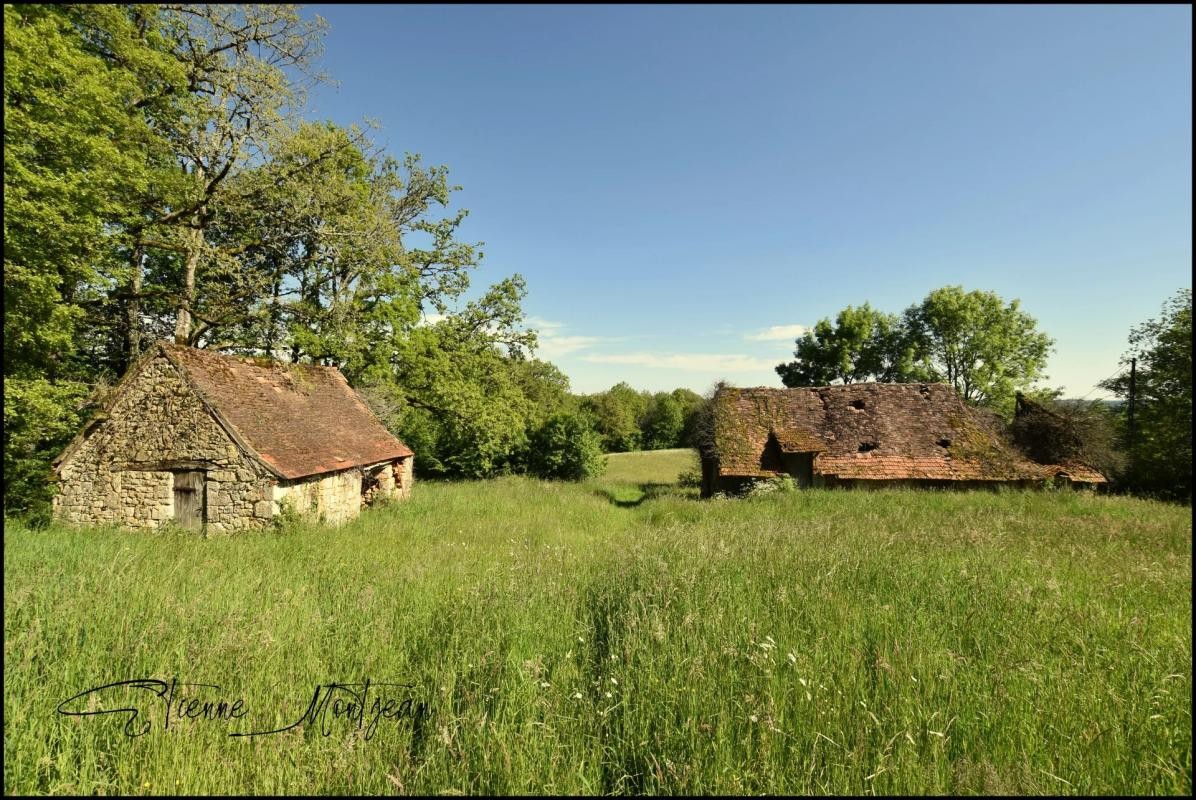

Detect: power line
[1077,364,1128,402]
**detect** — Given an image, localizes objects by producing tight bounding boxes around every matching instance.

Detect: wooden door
[172,471,205,531]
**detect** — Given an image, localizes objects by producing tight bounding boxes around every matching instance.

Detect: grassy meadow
[601,448,698,485]
[4,450,1192,795]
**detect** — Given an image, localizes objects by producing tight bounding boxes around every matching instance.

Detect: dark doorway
[172,470,205,531]
[781,453,814,488]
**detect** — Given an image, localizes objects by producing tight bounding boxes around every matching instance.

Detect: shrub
[744,475,797,497]
[528,413,606,481]
[271,497,303,535]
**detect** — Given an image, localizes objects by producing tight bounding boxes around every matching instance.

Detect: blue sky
[302,4,1191,396]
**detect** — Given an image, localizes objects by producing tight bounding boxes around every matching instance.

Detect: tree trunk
[125,241,144,366]
[265,267,281,359]
[174,217,204,345]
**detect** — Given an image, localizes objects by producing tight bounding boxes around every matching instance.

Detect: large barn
[701,383,1106,497]
[52,343,414,532]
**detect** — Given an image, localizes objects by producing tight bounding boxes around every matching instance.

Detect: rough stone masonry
[52,344,415,533]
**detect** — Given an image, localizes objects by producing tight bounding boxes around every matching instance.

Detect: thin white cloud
[581,352,778,372]
[526,317,607,359]
[744,324,810,342]
[535,334,604,359]
[525,316,565,333]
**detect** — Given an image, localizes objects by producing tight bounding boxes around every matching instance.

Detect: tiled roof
[712,383,1106,483]
[160,343,412,479]
[1042,462,1108,484]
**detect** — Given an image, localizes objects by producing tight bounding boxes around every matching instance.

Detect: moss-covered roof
[711,383,1106,483]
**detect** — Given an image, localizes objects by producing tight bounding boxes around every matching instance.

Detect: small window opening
[920,384,931,399]
[858,441,878,452]
[850,399,866,410]
[937,438,951,448]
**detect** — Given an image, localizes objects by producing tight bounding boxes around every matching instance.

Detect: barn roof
[55,343,412,481]
[152,344,412,479]
[711,384,1106,483]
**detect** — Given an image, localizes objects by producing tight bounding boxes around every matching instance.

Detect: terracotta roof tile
[160,344,412,479]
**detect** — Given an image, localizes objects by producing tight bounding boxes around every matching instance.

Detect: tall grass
[4,467,1191,794]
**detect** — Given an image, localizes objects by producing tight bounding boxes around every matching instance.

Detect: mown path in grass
[4,476,1191,795]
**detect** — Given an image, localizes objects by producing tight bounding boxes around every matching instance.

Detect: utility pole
[1127,357,1137,449]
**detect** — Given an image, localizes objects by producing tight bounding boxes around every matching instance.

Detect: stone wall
[273,469,362,526]
[54,353,416,532]
[274,456,414,526]
[393,456,414,500]
[53,354,275,533]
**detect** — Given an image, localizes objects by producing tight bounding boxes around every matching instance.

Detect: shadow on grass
[594,482,678,508]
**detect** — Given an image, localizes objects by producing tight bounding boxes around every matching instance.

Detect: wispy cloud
[536,334,605,358]
[525,316,563,333]
[526,317,607,359]
[581,352,778,372]
[744,324,810,342]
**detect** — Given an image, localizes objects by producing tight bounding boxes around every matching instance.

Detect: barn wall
[273,469,362,525]
[273,456,414,527]
[53,354,274,532]
[361,456,414,505]
[394,456,414,499]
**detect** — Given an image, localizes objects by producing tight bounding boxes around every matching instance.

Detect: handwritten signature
[57,677,432,740]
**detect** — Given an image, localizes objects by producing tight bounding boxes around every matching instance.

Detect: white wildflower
[540,681,550,688]
[750,714,759,723]
[573,692,583,700]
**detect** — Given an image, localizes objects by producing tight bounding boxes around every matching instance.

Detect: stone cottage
[52,343,414,532]
[701,383,1106,497]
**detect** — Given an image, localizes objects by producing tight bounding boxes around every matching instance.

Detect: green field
[4,451,1192,795]
[602,448,699,485]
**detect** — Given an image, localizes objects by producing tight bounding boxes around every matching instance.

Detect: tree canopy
[1100,288,1192,500]
[776,303,928,388]
[904,286,1053,411]
[776,287,1054,414]
[1,3,606,516]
